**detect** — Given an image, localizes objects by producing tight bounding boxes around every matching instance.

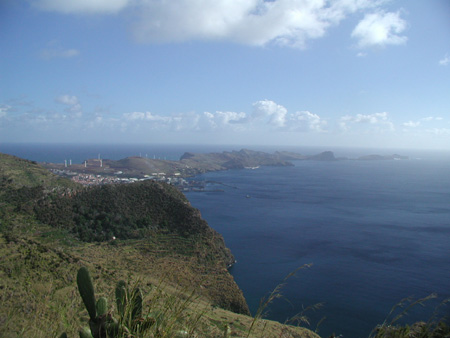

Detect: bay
[185,158,450,337]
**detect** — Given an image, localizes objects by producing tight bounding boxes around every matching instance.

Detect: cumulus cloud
[288,110,326,132]
[339,111,394,132]
[201,111,247,131]
[34,0,393,48]
[123,111,203,132]
[351,10,407,48]
[119,100,326,134]
[34,0,130,14]
[129,0,385,47]
[251,100,287,127]
[55,95,82,117]
[439,54,450,66]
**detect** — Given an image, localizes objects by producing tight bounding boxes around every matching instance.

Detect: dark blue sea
[1,143,450,337]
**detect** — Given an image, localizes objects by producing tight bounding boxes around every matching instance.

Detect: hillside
[40,148,296,179]
[0,153,320,338]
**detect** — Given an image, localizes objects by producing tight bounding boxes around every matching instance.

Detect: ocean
[1,143,449,337]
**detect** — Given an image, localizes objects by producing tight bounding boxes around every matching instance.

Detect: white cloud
[201,111,247,131]
[421,116,443,122]
[0,105,12,118]
[128,0,380,48]
[55,95,82,117]
[403,120,420,128]
[33,0,406,49]
[34,0,130,14]
[55,95,79,106]
[351,10,407,48]
[251,100,287,127]
[288,111,326,132]
[339,111,394,132]
[439,54,450,66]
[118,100,327,134]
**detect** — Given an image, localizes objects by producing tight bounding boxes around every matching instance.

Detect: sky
[1,0,449,150]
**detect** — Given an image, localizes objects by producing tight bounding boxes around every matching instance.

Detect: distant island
[40,148,409,188]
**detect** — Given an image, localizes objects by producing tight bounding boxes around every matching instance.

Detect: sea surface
[2,143,450,337]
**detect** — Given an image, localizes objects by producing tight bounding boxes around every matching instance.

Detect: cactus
[115,280,127,317]
[77,267,97,321]
[96,297,108,317]
[71,267,155,338]
[79,327,94,338]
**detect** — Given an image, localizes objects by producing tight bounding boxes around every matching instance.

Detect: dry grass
[0,232,320,338]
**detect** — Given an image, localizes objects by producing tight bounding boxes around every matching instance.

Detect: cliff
[0,152,249,316]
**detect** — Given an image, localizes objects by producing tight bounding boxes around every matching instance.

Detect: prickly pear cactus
[71,268,155,338]
[77,267,97,321]
[115,280,127,317]
[96,297,108,317]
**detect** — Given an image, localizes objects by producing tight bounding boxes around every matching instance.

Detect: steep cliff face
[0,152,250,315]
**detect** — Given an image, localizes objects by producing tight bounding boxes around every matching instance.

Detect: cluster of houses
[49,168,199,191]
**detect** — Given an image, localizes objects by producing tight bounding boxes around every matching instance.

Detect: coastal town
[48,167,213,192]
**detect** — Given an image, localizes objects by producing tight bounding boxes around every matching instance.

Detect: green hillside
[0,152,321,338]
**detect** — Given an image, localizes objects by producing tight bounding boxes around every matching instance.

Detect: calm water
[185,159,450,337]
[2,143,450,337]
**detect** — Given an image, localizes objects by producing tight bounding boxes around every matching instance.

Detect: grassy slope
[0,233,321,338]
[0,153,320,338]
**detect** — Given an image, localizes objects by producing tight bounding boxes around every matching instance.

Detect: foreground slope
[0,152,320,338]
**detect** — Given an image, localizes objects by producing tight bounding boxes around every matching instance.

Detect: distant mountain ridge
[38,148,408,180]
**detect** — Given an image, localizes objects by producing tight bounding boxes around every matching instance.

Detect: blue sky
[1,0,449,150]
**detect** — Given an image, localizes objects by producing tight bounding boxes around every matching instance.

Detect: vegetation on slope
[0,152,249,316]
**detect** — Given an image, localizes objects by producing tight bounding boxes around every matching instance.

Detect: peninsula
[40,148,408,188]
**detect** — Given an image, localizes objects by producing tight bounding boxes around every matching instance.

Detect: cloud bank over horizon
[1,97,448,149]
